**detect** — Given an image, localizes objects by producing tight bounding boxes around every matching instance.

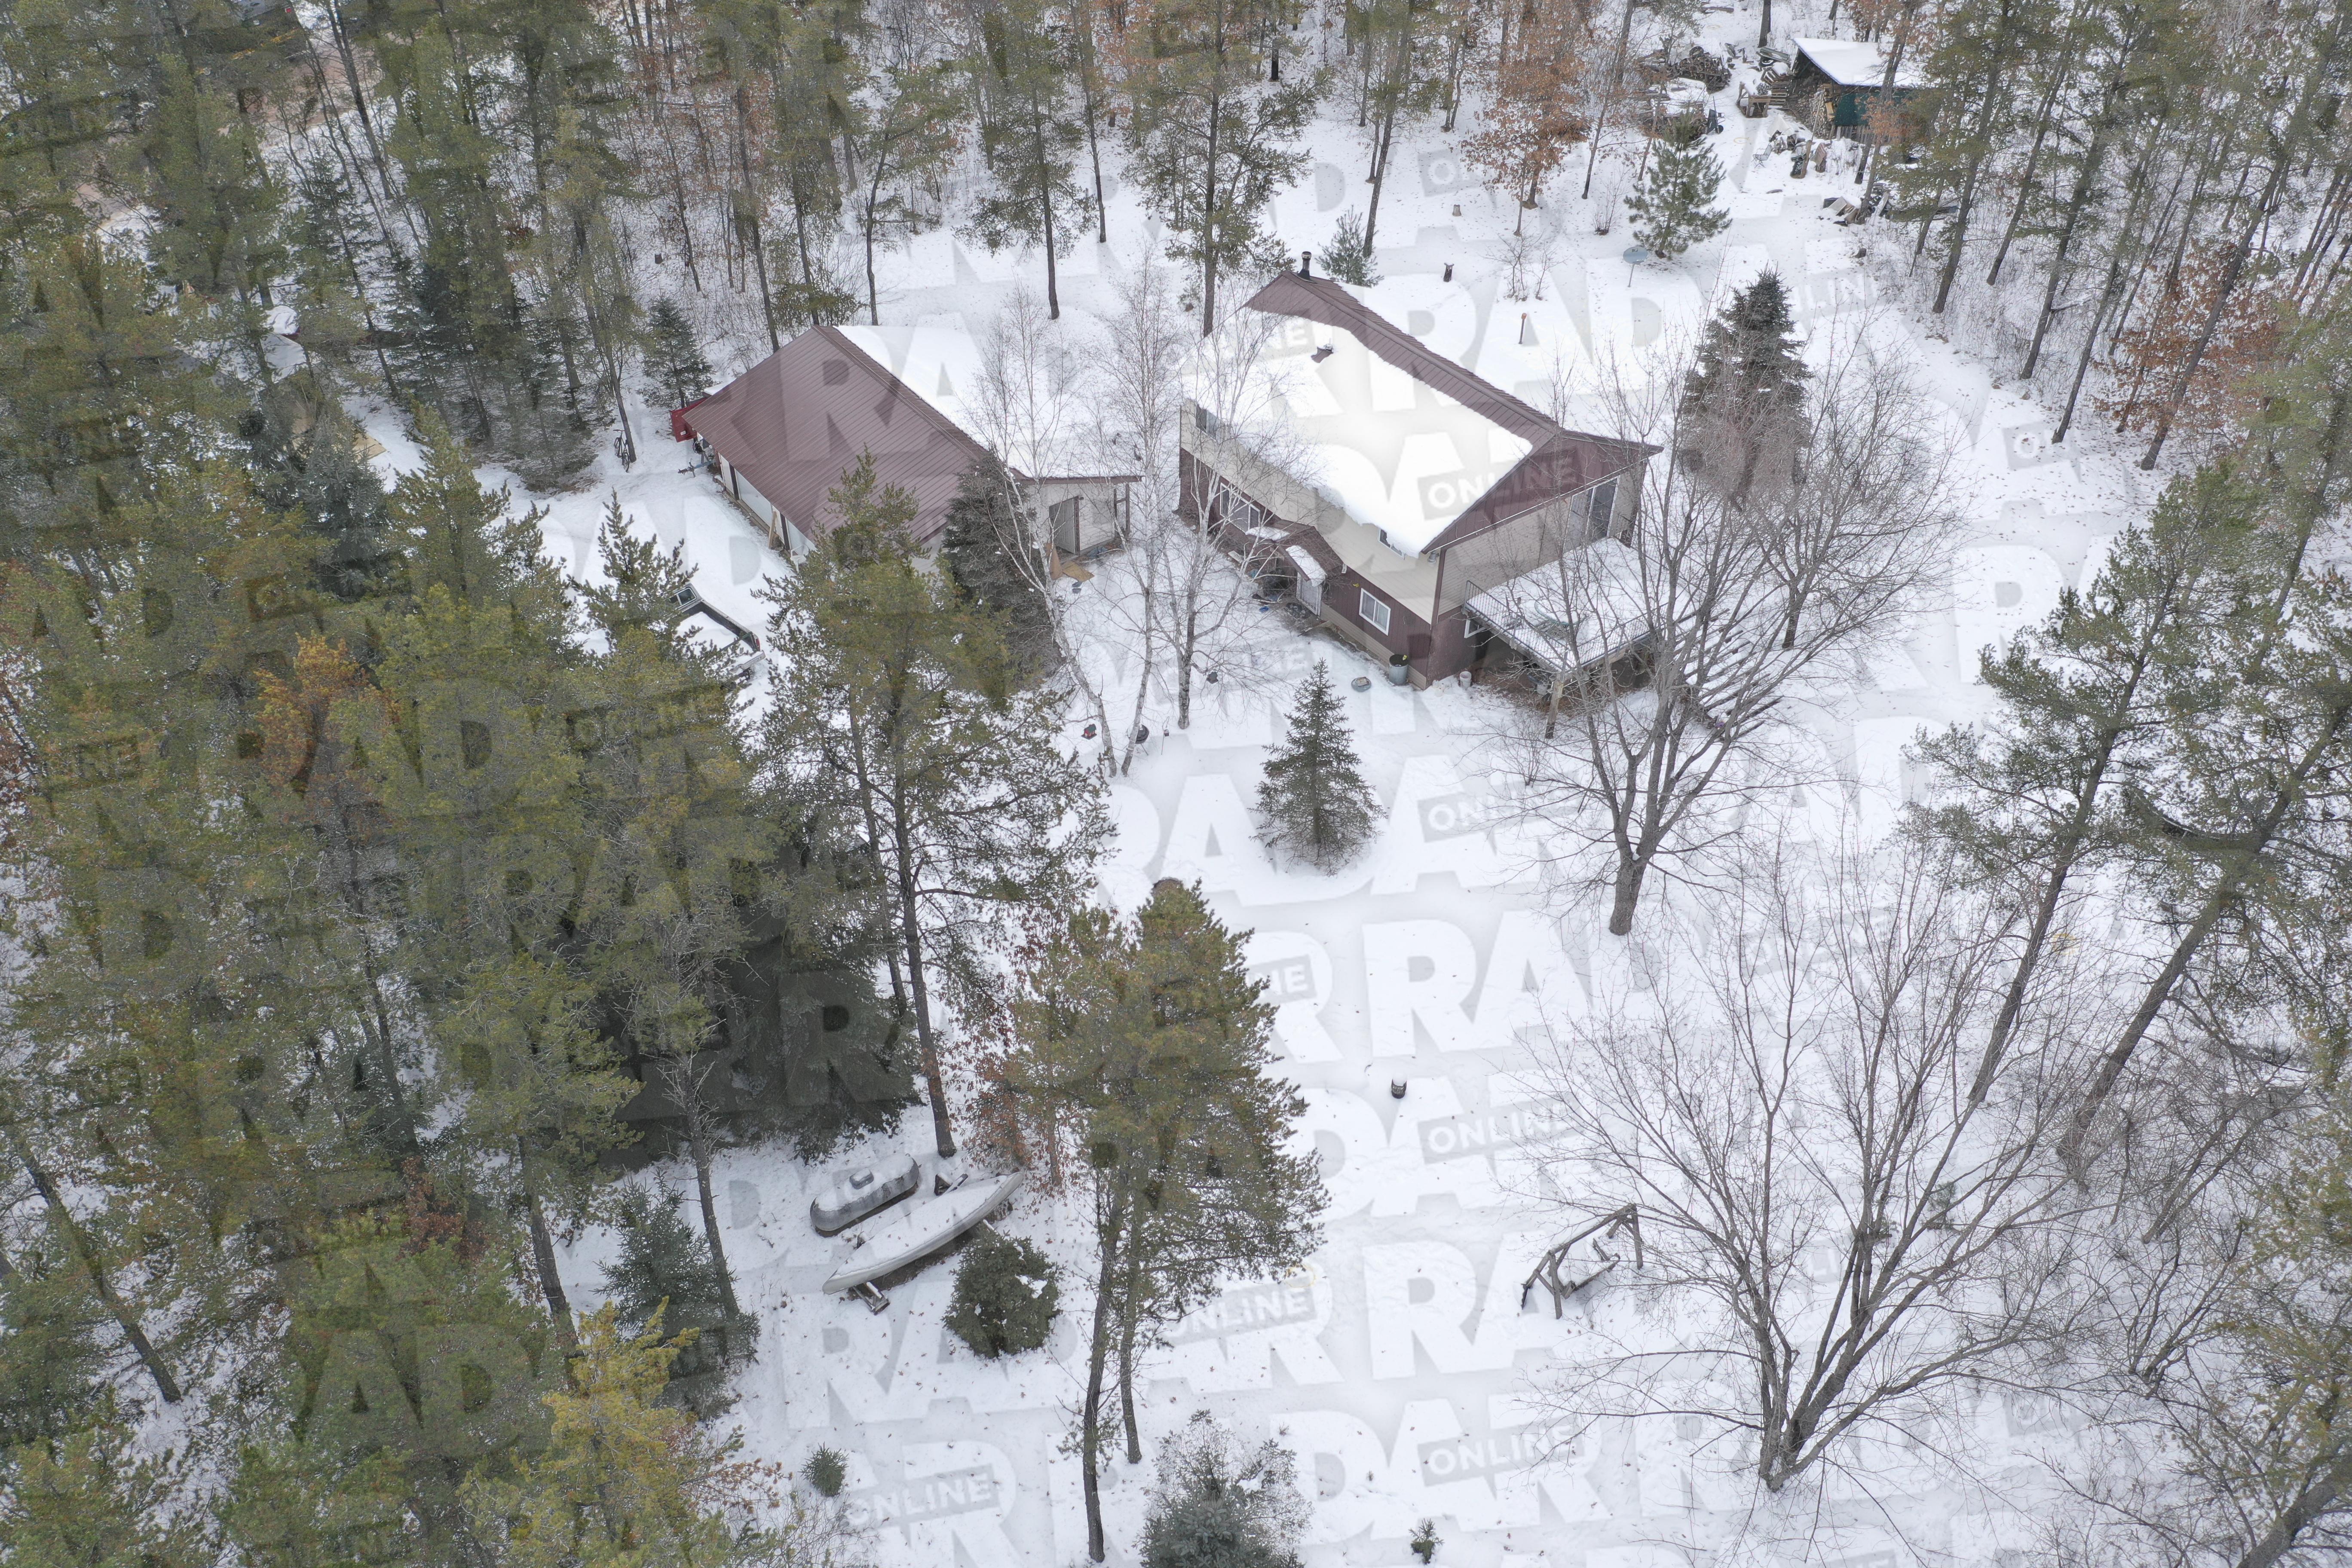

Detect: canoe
[823,1171,1025,1292]
[809,1153,921,1236]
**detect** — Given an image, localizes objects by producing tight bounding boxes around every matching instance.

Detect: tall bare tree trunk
[4,1124,181,1404]
[521,1151,580,1349]
[893,805,958,1158]
[1081,1190,1130,1562]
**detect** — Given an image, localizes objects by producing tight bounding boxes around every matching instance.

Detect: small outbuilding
[1782,36,1926,140]
[679,325,1136,562]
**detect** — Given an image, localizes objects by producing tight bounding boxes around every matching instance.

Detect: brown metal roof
[689,325,994,546]
[1239,272,1654,555]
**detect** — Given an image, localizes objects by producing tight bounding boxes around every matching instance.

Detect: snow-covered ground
[357,33,2177,1562]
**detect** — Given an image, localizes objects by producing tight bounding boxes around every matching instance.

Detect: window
[1585,478,1620,541]
[1359,588,1392,635]
[1214,482,1267,534]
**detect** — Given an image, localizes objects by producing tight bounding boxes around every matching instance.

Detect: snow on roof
[835,323,986,441]
[1192,292,1534,555]
[1792,36,1927,89]
[1466,536,1651,671]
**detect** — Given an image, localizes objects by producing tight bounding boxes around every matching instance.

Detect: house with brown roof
[1180,270,1654,687]
[681,324,1134,559]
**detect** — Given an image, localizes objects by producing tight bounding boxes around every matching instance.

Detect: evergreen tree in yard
[946,1231,1062,1358]
[1257,665,1381,870]
[1678,271,1809,501]
[600,1185,742,1397]
[568,510,772,1335]
[1139,1411,1310,1568]
[385,33,591,487]
[758,455,1106,1158]
[1008,880,1325,1562]
[460,1307,858,1568]
[0,235,241,571]
[1628,133,1730,261]
[966,0,1088,318]
[140,58,287,377]
[2178,906,2352,1566]
[1123,0,1318,332]
[242,384,401,602]
[942,463,1060,680]
[642,299,713,409]
[232,1206,564,1568]
[4,463,396,1406]
[1321,209,1379,286]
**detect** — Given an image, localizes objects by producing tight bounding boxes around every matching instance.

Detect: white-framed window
[1359,588,1392,635]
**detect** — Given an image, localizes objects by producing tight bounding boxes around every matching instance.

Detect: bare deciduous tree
[1498,325,1954,934]
[1523,836,2095,1496]
[969,285,1120,763]
[1143,295,1305,732]
[1088,263,1188,770]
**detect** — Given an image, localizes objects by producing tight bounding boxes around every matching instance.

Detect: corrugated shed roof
[690,326,994,546]
[1237,273,1654,555]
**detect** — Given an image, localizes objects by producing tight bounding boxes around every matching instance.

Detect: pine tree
[4,462,395,1401]
[0,234,241,573]
[1008,879,1325,1561]
[460,1306,856,1568]
[281,151,386,391]
[1682,271,1807,422]
[1139,1412,1309,1568]
[965,0,1087,318]
[758,455,1106,1158]
[1347,0,1444,251]
[1678,271,1809,500]
[139,57,287,377]
[432,955,631,1352]
[1627,134,1729,260]
[849,49,965,325]
[1320,209,1379,287]
[567,507,769,1327]
[1123,0,1318,331]
[1911,474,2251,1109]
[600,1185,742,1396]
[945,1231,1061,1358]
[1256,665,1381,870]
[0,6,128,256]
[263,1204,565,1562]
[359,416,641,1342]
[578,491,699,651]
[384,30,591,486]
[641,299,713,409]
[2180,901,2352,1565]
[1914,460,2352,1145]
[243,386,401,602]
[0,1418,211,1568]
[0,1234,113,1451]
[941,463,1060,680]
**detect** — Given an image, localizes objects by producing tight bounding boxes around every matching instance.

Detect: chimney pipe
[1299,250,1311,277]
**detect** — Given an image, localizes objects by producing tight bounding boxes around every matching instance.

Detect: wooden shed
[1783,36,1925,140]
